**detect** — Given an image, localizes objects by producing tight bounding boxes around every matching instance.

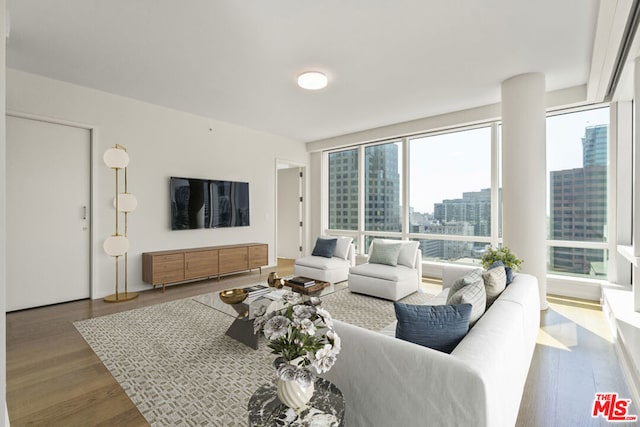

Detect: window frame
[544,105,611,279]
[322,103,613,280]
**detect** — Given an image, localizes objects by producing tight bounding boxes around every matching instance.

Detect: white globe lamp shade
[297,71,328,90]
[103,148,130,169]
[103,235,129,256]
[114,193,138,212]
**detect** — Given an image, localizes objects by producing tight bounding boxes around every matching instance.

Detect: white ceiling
[6,1,601,142]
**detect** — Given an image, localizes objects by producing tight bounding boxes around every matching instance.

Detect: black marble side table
[247,377,345,426]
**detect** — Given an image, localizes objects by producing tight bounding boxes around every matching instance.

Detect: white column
[611,101,632,286]
[501,73,548,310]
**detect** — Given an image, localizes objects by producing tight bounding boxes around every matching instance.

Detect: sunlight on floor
[537,295,613,350]
[537,328,572,351]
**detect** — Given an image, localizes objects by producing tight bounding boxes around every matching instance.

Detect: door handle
[82,205,87,220]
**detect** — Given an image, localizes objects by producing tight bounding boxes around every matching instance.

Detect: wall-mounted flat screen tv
[170,177,250,230]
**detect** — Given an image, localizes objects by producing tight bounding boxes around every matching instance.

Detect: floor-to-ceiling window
[546,107,610,278]
[324,105,610,280]
[408,126,494,263]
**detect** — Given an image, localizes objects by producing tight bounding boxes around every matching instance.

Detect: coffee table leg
[226,319,259,349]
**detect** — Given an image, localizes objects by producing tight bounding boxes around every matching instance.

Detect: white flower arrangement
[254,291,341,385]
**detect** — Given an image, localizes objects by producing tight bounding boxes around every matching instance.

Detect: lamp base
[104,292,139,303]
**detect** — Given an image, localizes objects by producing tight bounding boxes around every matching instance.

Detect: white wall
[6,69,307,300]
[1,3,8,425]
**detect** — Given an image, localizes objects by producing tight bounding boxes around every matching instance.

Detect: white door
[277,167,304,259]
[6,116,91,311]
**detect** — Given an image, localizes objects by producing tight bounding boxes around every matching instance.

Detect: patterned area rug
[74,288,433,426]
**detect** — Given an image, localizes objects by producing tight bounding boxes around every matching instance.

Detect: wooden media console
[142,243,268,291]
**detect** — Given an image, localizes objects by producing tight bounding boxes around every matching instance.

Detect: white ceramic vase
[276,377,314,411]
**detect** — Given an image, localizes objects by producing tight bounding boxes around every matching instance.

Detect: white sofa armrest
[322,320,489,427]
[414,249,422,279]
[347,243,356,266]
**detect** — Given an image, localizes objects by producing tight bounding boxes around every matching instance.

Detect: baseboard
[546,275,602,301]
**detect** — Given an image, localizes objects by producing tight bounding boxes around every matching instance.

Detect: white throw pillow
[397,241,420,268]
[482,266,507,308]
[447,279,486,326]
[333,236,353,260]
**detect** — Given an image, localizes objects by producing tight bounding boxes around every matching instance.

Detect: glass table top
[194,280,348,320]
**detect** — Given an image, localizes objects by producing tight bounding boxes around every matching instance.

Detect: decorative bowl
[268,272,279,286]
[268,272,285,288]
[219,288,248,305]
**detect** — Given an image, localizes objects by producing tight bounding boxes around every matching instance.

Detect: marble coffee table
[247,377,344,426]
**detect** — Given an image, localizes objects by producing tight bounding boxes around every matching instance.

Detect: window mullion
[491,122,500,248]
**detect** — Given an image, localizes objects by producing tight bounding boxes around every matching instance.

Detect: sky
[409,106,609,214]
[546,106,609,170]
[410,126,491,213]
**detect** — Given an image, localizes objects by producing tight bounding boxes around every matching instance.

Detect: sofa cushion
[449,268,484,296]
[397,240,420,268]
[394,302,472,353]
[369,240,402,266]
[333,236,353,260]
[446,278,486,325]
[296,255,350,270]
[312,237,337,258]
[490,260,514,285]
[349,263,417,281]
[483,266,507,308]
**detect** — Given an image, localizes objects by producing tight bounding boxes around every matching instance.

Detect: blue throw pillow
[490,260,513,285]
[489,260,504,270]
[505,267,514,285]
[312,238,337,258]
[394,303,472,353]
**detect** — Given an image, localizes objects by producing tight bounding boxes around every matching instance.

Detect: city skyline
[328,111,609,275]
[407,107,609,215]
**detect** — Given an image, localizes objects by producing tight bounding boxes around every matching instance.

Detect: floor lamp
[103,144,139,302]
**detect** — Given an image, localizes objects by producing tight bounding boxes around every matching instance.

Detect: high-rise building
[414,189,497,261]
[328,150,359,230]
[365,144,401,232]
[433,188,494,237]
[583,124,607,167]
[328,144,402,233]
[550,124,608,275]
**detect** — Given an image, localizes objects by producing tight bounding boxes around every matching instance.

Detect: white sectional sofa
[322,264,540,427]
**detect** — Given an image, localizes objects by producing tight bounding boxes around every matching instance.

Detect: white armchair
[294,237,355,284]
[348,239,422,301]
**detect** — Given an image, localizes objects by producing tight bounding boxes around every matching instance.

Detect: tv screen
[170,177,250,230]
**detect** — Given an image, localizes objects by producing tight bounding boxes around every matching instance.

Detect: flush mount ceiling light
[297,71,328,90]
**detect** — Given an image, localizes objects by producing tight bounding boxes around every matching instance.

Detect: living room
[2,1,640,426]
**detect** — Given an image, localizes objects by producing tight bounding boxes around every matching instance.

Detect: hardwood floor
[6,264,635,426]
[517,295,636,426]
